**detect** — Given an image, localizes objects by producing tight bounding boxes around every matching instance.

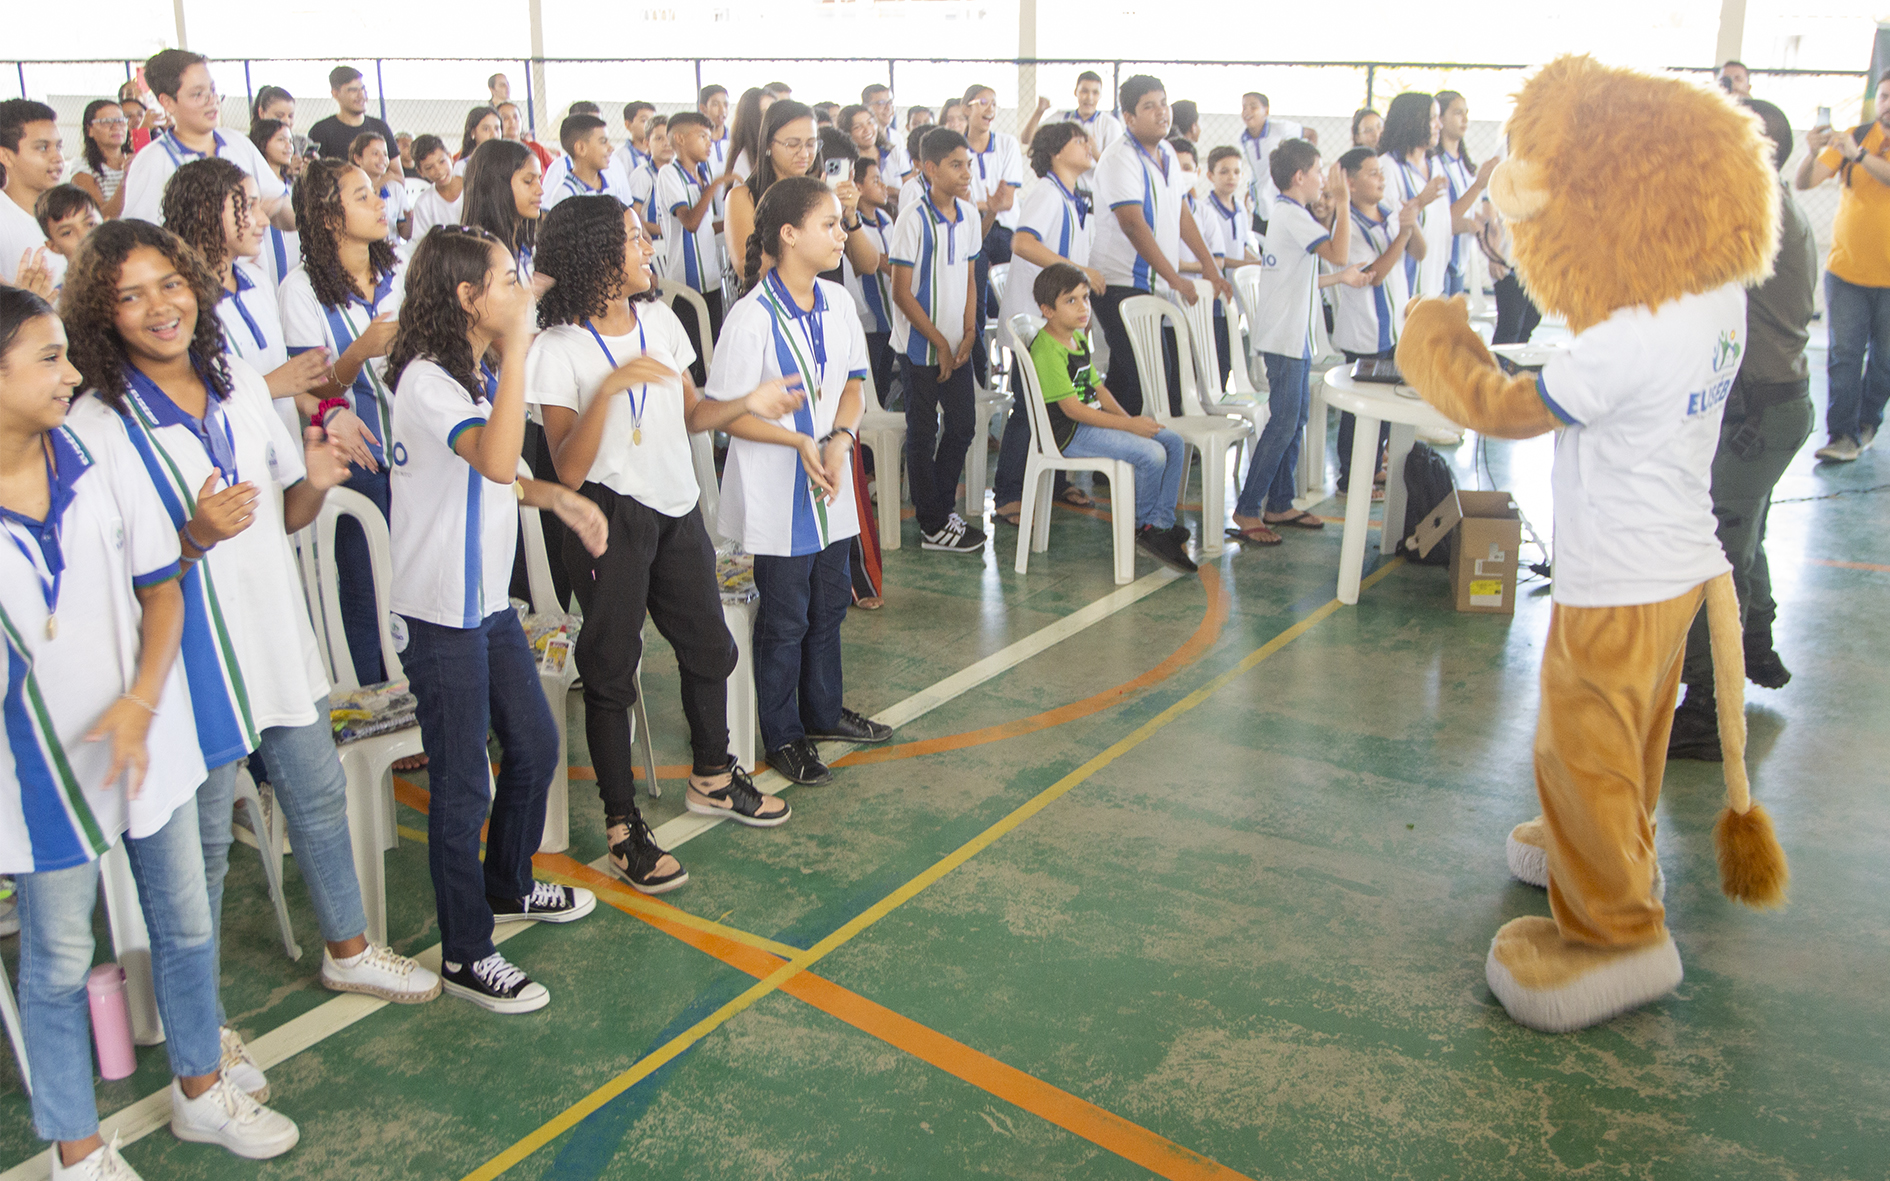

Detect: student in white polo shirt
[862,84,909,185]
[1432,90,1497,297]
[658,112,737,383]
[0,101,67,291]
[160,158,333,436]
[346,132,409,245]
[992,120,1100,524]
[612,101,656,180]
[120,50,294,233]
[700,85,732,174]
[406,133,464,241]
[709,176,895,787]
[527,196,797,892]
[890,128,987,555]
[1331,147,1424,494]
[1021,71,1124,157]
[384,225,603,1012]
[842,155,898,403]
[1230,140,1367,545]
[543,113,627,212]
[626,115,672,275]
[61,220,442,1109]
[1238,92,1303,237]
[1088,75,1232,417]
[961,83,1026,385]
[279,158,404,687]
[0,287,307,1177]
[1378,92,1453,307]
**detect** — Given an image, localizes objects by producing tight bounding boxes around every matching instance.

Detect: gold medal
[632,428,643,446]
[45,615,56,640]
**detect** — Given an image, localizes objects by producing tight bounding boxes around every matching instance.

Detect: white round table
[1321,367,1462,605]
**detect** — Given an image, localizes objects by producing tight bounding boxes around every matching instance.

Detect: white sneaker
[1862,424,1879,450]
[169,1073,299,1160]
[1416,426,1465,447]
[1814,436,1861,462]
[217,1026,267,1101]
[49,1134,142,1181]
[321,943,442,1003]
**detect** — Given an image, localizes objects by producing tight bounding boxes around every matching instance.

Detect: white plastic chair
[1223,290,1261,398]
[1176,278,1263,475]
[0,954,26,1094]
[1119,295,1253,555]
[1008,314,1138,585]
[856,358,907,550]
[689,433,761,772]
[966,379,1012,521]
[295,487,415,949]
[658,278,715,375]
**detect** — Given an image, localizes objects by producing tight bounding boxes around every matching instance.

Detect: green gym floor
[3,371,1886,1181]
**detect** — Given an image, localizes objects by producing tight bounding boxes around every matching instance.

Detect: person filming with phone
[1796,73,1890,462]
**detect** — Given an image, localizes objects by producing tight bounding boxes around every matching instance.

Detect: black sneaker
[922,512,987,554]
[489,880,596,924]
[805,707,893,745]
[441,952,548,1013]
[1162,523,1190,545]
[685,764,791,827]
[1667,685,1721,761]
[1744,641,1791,689]
[606,813,689,895]
[766,737,833,785]
[1136,525,1198,574]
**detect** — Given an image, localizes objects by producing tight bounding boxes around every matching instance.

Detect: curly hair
[535,195,630,327]
[1029,120,1085,177]
[293,157,398,310]
[741,175,833,296]
[59,218,232,413]
[462,138,537,261]
[162,156,249,271]
[385,225,503,401]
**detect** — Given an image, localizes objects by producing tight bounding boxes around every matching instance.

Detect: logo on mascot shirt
[1711,329,1742,374]
[1687,330,1741,417]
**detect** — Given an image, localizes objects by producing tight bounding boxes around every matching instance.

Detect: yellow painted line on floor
[459,559,1404,1181]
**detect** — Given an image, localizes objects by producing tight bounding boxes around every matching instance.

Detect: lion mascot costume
[1394,56,1789,1033]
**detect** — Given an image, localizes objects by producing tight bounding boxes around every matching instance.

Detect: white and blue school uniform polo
[0,422,204,874]
[1333,202,1404,356]
[968,131,1025,231]
[70,359,330,773]
[1438,145,1477,296]
[121,128,288,228]
[388,361,519,628]
[656,159,725,293]
[887,194,982,365]
[1055,108,1123,154]
[217,258,297,435]
[997,173,1092,352]
[278,262,405,468]
[1239,117,1302,223]
[842,206,895,337]
[706,273,869,556]
[1205,192,1254,263]
[625,163,668,278]
[1249,196,1330,360]
[541,164,628,213]
[1090,135,1189,295]
[611,140,650,185]
[1380,150,1452,305]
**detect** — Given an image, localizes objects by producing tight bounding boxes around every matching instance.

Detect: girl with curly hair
[461,137,542,277]
[384,225,606,1012]
[245,118,302,285]
[525,195,800,892]
[160,157,332,434]
[62,219,443,1109]
[708,176,894,788]
[278,155,401,686]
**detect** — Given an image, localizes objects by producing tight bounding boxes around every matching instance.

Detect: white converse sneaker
[49,1134,142,1180]
[169,1072,300,1160]
[321,944,443,1003]
[217,1026,267,1101]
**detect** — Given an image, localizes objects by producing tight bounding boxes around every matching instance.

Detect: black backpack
[1397,444,1456,567]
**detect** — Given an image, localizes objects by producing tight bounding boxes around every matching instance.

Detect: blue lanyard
[269,226,289,278]
[125,366,239,484]
[480,361,497,401]
[1050,172,1088,229]
[583,316,651,435]
[0,444,63,630]
[223,267,268,351]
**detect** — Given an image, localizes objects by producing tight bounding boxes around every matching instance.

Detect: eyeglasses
[772,137,815,152]
[92,118,129,128]
[867,98,892,109]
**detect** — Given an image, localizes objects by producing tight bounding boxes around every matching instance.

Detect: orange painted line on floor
[1810,558,1890,573]
[835,569,1230,767]
[537,854,1255,1181]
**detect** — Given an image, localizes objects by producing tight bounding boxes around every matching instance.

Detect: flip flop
[1056,487,1096,508]
[992,510,1022,527]
[1265,511,1326,530]
[1225,524,1284,547]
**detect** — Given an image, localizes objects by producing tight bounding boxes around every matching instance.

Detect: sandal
[394,754,429,771]
[1055,487,1096,508]
[1264,510,1326,530]
[1225,524,1284,547]
[854,596,884,610]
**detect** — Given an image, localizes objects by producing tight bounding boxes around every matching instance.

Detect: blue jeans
[17,799,219,1142]
[1823,272,1890,442]
[752,539,851,752]
[1064,422,1184,529]
[198,702,371,1021]
[402,609,557,966]
[337,464,389,687]
[1235,352,1312,516]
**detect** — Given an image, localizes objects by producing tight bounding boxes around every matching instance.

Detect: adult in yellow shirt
[1797,73,1890,462]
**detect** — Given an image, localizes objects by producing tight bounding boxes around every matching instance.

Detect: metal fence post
[1365,64,1375,113]
[888,58,896,101]
[243,60,253,110]
[694,59,703,103]
[124,61,133,85]
[15,63,25,101]
[375,58,388,124]
[1111,61,1120,116]
[523,59,535,136]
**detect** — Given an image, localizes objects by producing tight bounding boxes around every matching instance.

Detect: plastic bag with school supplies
[330,680,418,744]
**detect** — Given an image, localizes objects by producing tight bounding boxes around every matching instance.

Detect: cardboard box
[1410,490,1522,615]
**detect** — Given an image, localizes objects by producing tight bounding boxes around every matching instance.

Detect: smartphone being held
[1817,105,1833,130]
[823,156,848,191]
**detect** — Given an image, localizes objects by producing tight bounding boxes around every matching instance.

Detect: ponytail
[742,231,766,296]
[740,175,831,295]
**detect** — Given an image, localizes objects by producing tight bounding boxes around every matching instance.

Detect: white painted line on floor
[3,565,1185,1178]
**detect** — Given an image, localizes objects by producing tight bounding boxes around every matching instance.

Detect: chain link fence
[4,55,1867,308]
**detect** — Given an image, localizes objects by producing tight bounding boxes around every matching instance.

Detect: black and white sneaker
[606,813,689,894]
[922,512,987,554]
[805,707,893,745]
[766,737,833,785]
[489,880,596,924]
[686,765,791,827]
[1136,525,1199,574]
[441,952,549,1013]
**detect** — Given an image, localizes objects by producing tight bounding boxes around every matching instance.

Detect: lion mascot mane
[1394,56,1789,1033]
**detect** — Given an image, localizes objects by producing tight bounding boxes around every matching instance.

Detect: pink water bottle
[86,964,137,1080]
